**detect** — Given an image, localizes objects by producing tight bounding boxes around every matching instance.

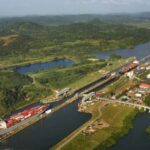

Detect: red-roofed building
[139,83,150,89]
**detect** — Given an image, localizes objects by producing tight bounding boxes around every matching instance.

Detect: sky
[0,0,150,17]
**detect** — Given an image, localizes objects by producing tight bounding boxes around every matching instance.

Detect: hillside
[0,13,150,26]
[0,21,150,67]
[0,15,150,116]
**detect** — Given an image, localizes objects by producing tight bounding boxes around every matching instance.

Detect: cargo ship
[0,105,48,130]
[119,60,139,74]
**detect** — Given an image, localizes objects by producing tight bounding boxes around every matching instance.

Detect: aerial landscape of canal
[15,43,150,75]
[0,3,150,149]
[1,44,150,150]
[0,101,91,150]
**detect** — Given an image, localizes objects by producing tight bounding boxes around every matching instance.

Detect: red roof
[139,83,150,89]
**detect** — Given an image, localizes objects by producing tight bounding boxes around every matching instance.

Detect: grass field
[30,58,132,91]
[58,104,136,150]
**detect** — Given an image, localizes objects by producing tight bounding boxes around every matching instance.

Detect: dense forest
[0,70,50,116]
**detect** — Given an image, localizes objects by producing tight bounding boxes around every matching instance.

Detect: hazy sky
[0,0,150,17]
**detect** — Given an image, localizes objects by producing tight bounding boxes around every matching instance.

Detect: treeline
[0,71,50,116]
[34,61,107,89]
[144,94,150,106]
[1,21,150,60]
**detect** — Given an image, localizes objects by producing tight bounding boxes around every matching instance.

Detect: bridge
[99,97,150,112]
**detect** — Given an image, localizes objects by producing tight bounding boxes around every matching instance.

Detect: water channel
[95,43,150,60]
[0,43,150,149]
[0,100,91,150]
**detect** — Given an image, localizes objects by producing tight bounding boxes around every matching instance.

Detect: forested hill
[0,18,150,67]
[0,12,150,26]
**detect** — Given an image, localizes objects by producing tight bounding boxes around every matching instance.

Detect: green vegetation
[0,14,150,116]
[126,21,150,29]
[144,94,150,106]
[30,60,107,89]
[109,54,122,60]
[0,56,130,117]
[146,126,150,136]
[0,20,150,67]
[0,70,50,116]
[94,108,138,150]
[139,70,150,80]
[59,104,137,150]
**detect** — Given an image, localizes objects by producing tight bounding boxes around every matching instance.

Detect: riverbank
[0,55,79,70]
[0,56,132,118]
[30,57,133,91]
[51,100,105,150]
[52,102,137,150]
[146,126,150,137]
[0,94,78,143]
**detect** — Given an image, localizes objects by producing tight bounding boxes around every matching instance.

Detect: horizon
[0,11,150,19]
[0,0,150,17]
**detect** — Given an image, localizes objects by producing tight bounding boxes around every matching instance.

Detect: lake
[15,59,74,74]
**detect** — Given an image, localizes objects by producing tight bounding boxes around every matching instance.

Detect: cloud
[76,0,149,5]
[0,0,149,17]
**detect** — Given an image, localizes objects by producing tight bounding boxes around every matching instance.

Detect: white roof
[147,74,150,79]
[82,92,95,102]
[56,88,70,96]
[0,120,7,129]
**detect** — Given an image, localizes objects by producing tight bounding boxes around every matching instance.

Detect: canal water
[15,59,74,74]
[1,43,150,149]
[0,75,113,150]
[95,43,150,60]
[0,100,91,150]
[108,112,150,150]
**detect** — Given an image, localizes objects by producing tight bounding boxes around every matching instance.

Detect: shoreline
[0,96,78,143]
[94,109,138,150]
[52,103,138,150]
[0,42,149,70]
[0,56,77,70]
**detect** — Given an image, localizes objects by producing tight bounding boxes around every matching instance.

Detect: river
[108,112,150,150]
[95,43,150,60]
[15,59,74,74]
[0,100,91,150]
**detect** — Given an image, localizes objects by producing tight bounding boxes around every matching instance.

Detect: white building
[126,71,134,79]
[82,92,95,103]
[56,88,70,98]
[146,66,150,70]
[0,119,7,129]
[147,74,150,79]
